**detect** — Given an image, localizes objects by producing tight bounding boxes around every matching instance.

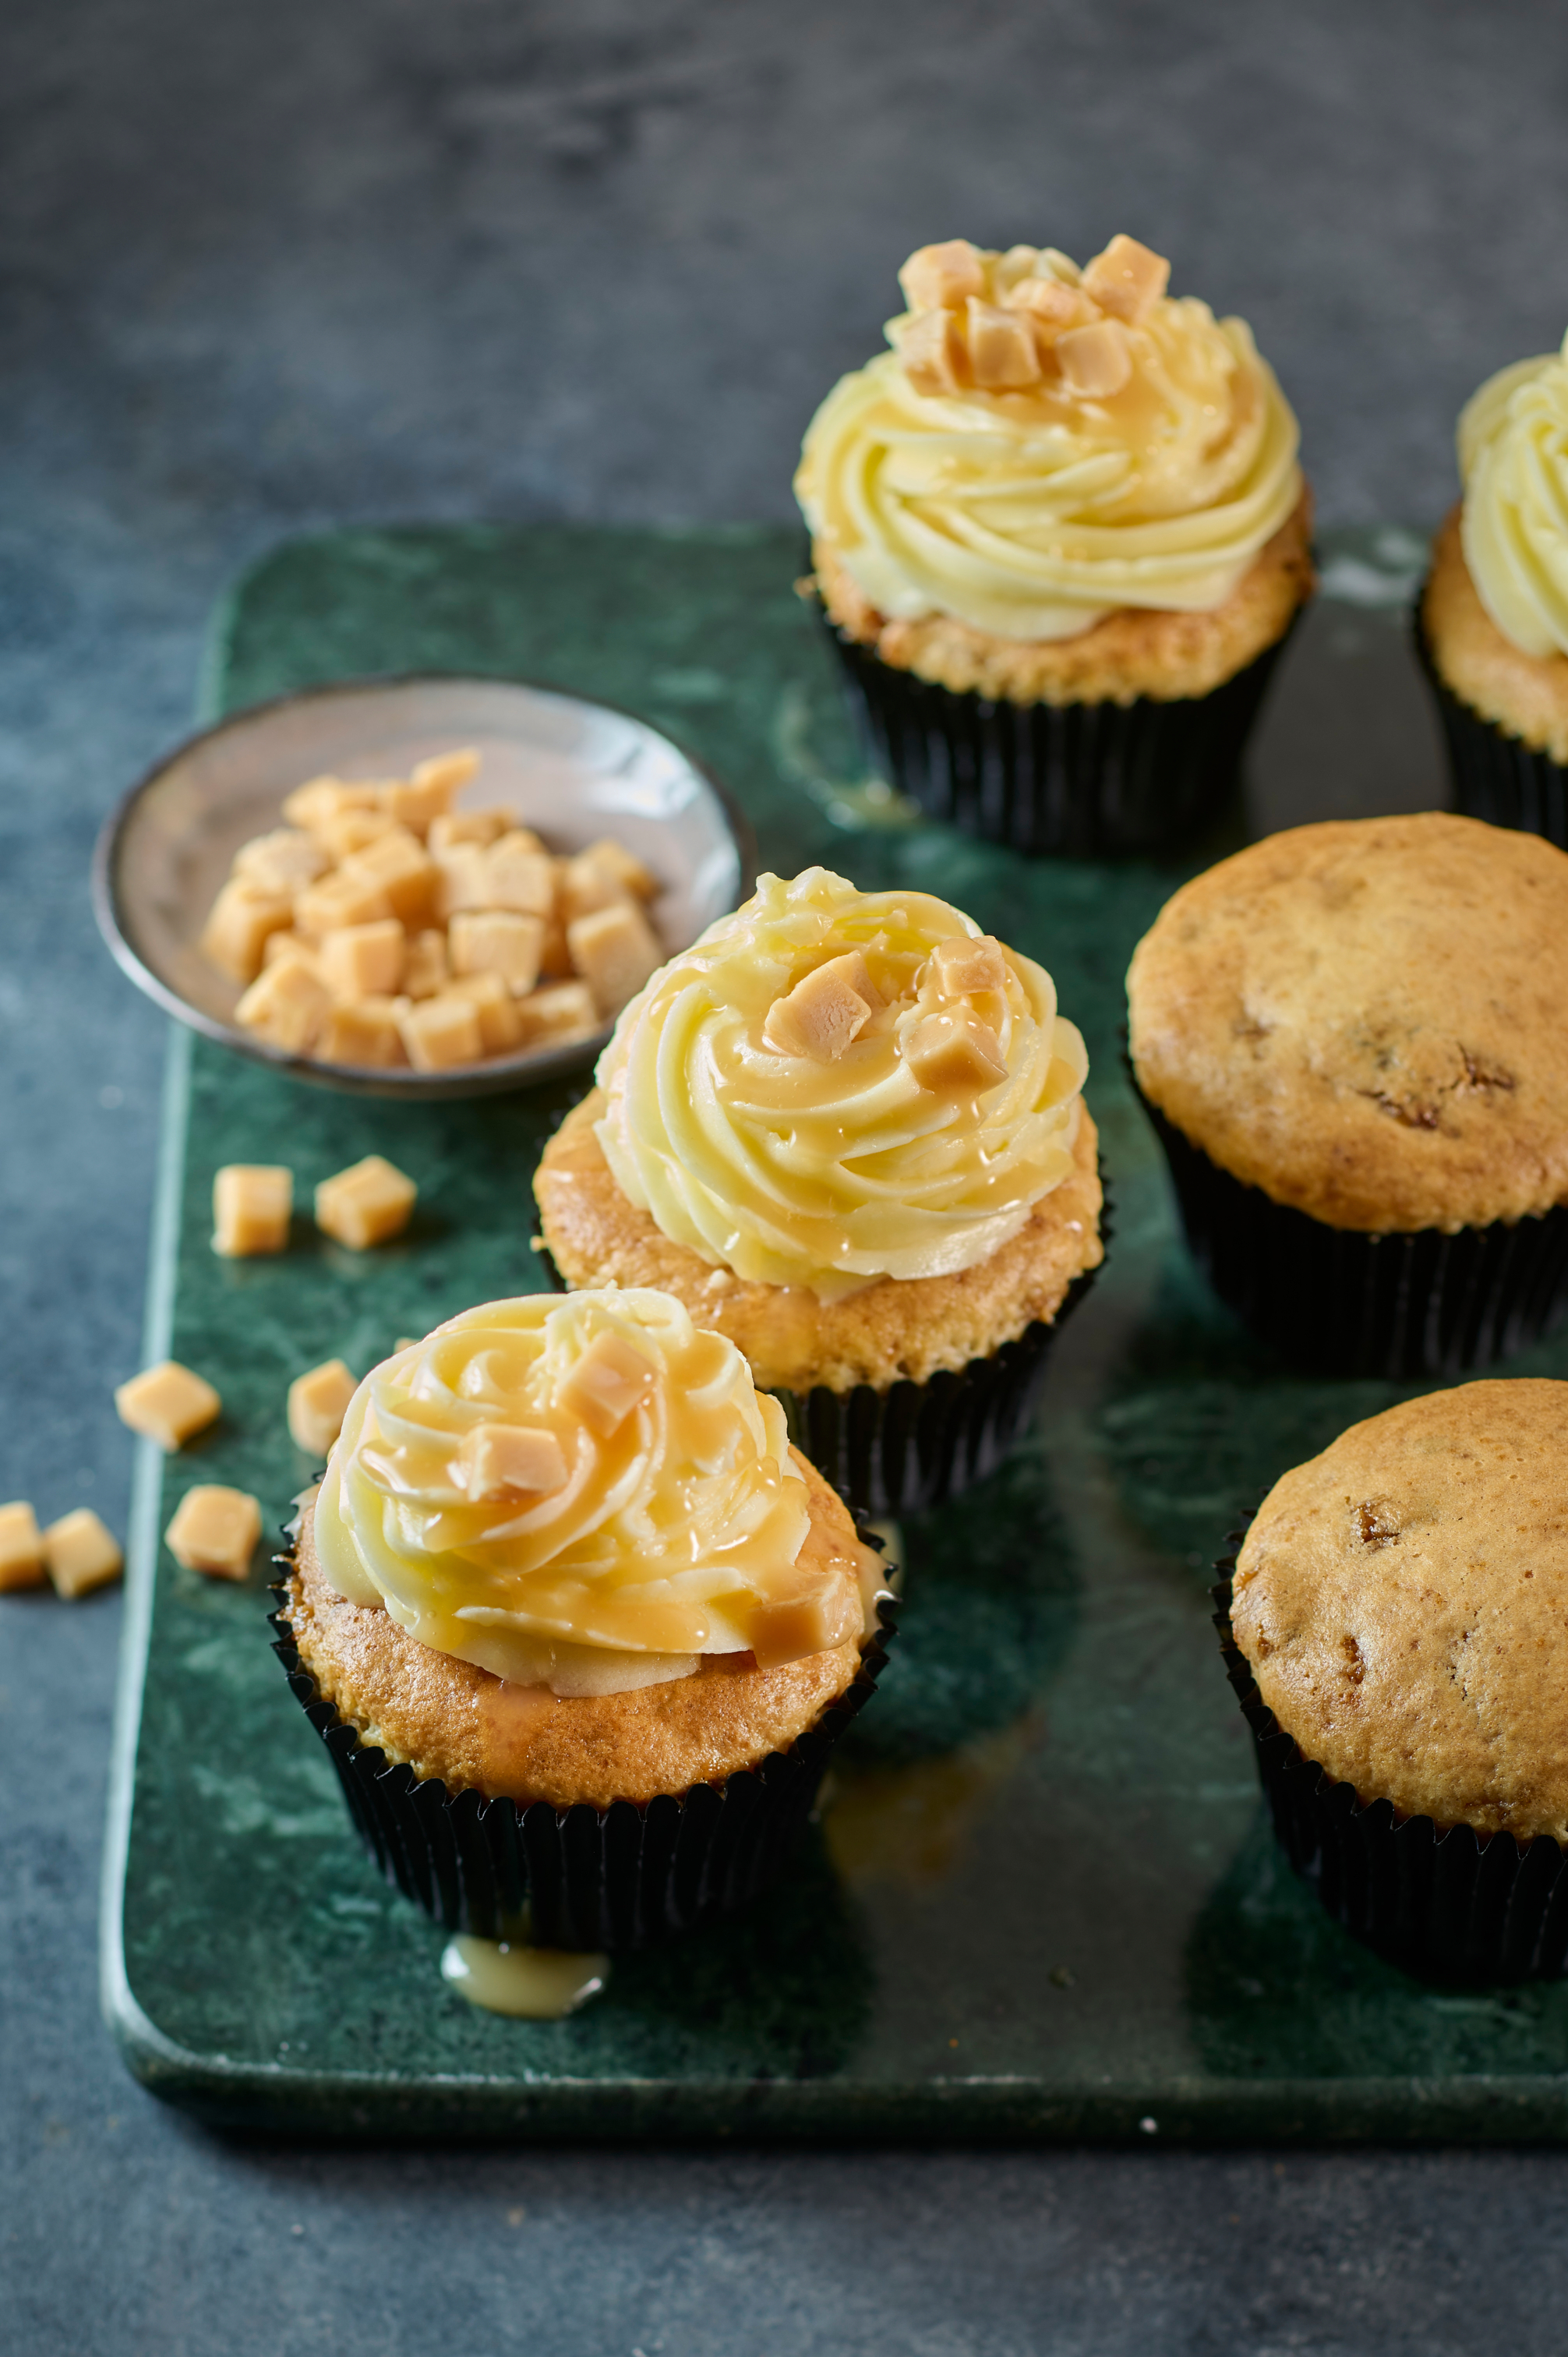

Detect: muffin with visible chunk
[796,234,1313,857]
[1219,1379,1568,1981]
[1127,811,1568,1376]
[273,1288,894,1948]
[535,866,1104,1512]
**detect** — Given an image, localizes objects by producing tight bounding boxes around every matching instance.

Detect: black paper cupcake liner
[818,606,1297,860]
[1416,618,1568,848]
[1133,1075,1568,1379]
[1213,1557,1568,1984]
[269,1550,896,1951]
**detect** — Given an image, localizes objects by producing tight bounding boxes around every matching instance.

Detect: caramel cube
[965,299,1041,389]
[315,1155,417,1249]
[1055,320,1132,398]
[295,870,394,938]
[44,1508,123,1598]
[281,776,380,832]
[560,849,634,923]
[200,879,295,984]
[231,828,329,897]
[1082,234,1170,324]
[514,980,600,1047]
[212,1163,293,1256]
[340,829,437,927]
[538,914,574,980]
[904,1009,1008,1094]
[578,838,657,900]
[450,910,545,995]
[401,928,450,998]
[898,238,986,313]
[486,836,555,917]
[559,1330,655,1436]
[457,1421,567,1502]
[316,997,408,1067]
[433,843,494,920]
[287,1359,358,1455]
[428,807,514,854]
[115,1359,221,1450]
[899,309,968,397]
[320,917,405,999]
[443,972,524,1055]
[164,1485,261,1581]
[567,902,662,1016]
[261,930,322,976]
[1005,275,1097,339]
[312,805,399,863]
[764,952,880,1062]
[397,993,484,1070]
[375,747,481,836]
[930,935,1009,999]
[0,1501,46,1592]
[235,951,333,1055]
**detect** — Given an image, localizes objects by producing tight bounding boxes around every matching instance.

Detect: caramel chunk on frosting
[762,951,881,1062]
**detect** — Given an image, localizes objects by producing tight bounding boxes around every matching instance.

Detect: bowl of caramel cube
[94,675,753,1097]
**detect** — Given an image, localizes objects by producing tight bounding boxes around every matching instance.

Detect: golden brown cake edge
[1423,506,1568,765]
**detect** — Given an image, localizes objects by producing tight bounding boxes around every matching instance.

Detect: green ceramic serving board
[103,521,1568,2141]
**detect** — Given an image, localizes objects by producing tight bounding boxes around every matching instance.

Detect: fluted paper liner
[1417,618,1568,850]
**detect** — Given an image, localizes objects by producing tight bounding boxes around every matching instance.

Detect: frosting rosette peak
[1458,330,1568,661]
[313,1288,873,1693]
[593,866,1089,1299]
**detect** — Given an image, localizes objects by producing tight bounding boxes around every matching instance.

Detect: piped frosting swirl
[1459,331,1568,661]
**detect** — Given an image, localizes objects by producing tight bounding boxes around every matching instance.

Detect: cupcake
[1218,1379,1568,1982]
[535,866,1103,1514]
[796,234,1313,858]
[1419,332,1568,844]
[272,1288,895,1949]
[1127,811,1568,1378]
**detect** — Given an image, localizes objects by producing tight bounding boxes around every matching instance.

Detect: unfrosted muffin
[1127,811,1568,1375]
[1420,333,1568,843]
[535,866,1104,1511]
[273,1288,894,1947]
[796,234,1313,857]
[1220,1379,1568,1980]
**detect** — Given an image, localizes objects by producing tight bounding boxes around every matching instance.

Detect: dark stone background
[4,4,1568,2349]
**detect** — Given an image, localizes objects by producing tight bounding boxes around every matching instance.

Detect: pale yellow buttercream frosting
[313,1290,872,1693]
[1458,332,1568,662]
[796,237,1302,645]
[592,867,1089,1302]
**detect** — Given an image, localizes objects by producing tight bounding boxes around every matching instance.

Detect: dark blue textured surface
[7,3,1568,2348]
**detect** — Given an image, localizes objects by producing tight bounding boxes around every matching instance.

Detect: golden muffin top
[1231,1379,1568,1839]
[1127,811,1568,1232]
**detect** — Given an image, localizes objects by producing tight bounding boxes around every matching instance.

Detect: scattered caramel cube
[212,1163,293,1257]
[316,997,408,1067]
[764,952,880,1062]
[0,1501,46,1592]
[340,828,437,927]
[313,805,400,863]
[567,902,662,1017]
[1081,234,1170,325]
[231,828,329,897]
[397,993,485,1071]
[401,928,450,998]
[281,776,380,832]
[443,971,524,1055]
[315,1154,417,1249]
[287,1359,358,1456]
[559,1330,655,1437]
[295,869,394,938]
[164,1485,261,1581]
[486,836,556,917]
[450,910,545,995]
[904,1009,1009,1095]
[930,935,1009,999]
[898,238,986,313]
[457,1421,567,1502]
[1055,319,1132,399]
[44,1508,122,1598]
[747,1585,851,1672]
[899,308,967,397]
[235,950,333,1055]
[514,980,599,1047]
[429,807,513,854]
[966,299,1041,389]
[433,843,495,921]
[320,917,405,999]
[115,1359,222,1451]
[577,837,657,900]
[200,879,295,984]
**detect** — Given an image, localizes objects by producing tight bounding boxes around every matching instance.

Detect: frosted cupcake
[1420,331,1568,844]
[535,867,1103,1513]
[797,235,1313,857]
[273,1288,894,1949]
